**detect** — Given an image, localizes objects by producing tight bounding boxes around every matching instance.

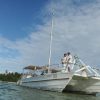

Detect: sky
[0,0,100,73]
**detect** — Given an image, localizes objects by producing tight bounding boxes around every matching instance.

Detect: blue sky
[0,0,100,73]
[0,0,48,40]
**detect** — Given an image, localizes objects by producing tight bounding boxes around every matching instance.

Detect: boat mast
[48,12,54,73]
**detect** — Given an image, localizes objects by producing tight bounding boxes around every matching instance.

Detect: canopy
[24,65,42,70]
[23,65,61,73]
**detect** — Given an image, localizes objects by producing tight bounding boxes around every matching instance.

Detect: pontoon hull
[19,72,72,92]
[64,75,100,94]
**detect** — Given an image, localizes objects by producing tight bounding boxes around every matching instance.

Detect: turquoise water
[0,82,100,100]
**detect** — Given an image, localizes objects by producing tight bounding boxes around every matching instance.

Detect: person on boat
[61,52,73,72]
[66,52,73,72]
[61,53,67,69]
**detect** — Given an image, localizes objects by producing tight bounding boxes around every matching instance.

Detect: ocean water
[0,82,100,100]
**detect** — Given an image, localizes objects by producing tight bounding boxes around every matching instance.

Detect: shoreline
[0,81,16,84]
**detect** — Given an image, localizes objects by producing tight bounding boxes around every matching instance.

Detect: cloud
[46,0,100,65]
[0,0,100,72]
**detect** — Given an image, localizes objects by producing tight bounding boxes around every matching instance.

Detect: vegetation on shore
[0,72,21,82]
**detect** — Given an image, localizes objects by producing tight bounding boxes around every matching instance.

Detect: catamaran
[17,13,100,95]
[17,56,100,95]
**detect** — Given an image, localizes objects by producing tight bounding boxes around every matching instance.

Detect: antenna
[48,11,54,73]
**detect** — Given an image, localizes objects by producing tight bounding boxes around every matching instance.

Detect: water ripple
[0,82,99,100]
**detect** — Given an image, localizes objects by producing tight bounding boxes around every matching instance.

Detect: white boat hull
[19,72,72,92]
[18,72,100,95]
[64,75,100,94]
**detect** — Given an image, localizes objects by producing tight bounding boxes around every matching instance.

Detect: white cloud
[1,0,100,72]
